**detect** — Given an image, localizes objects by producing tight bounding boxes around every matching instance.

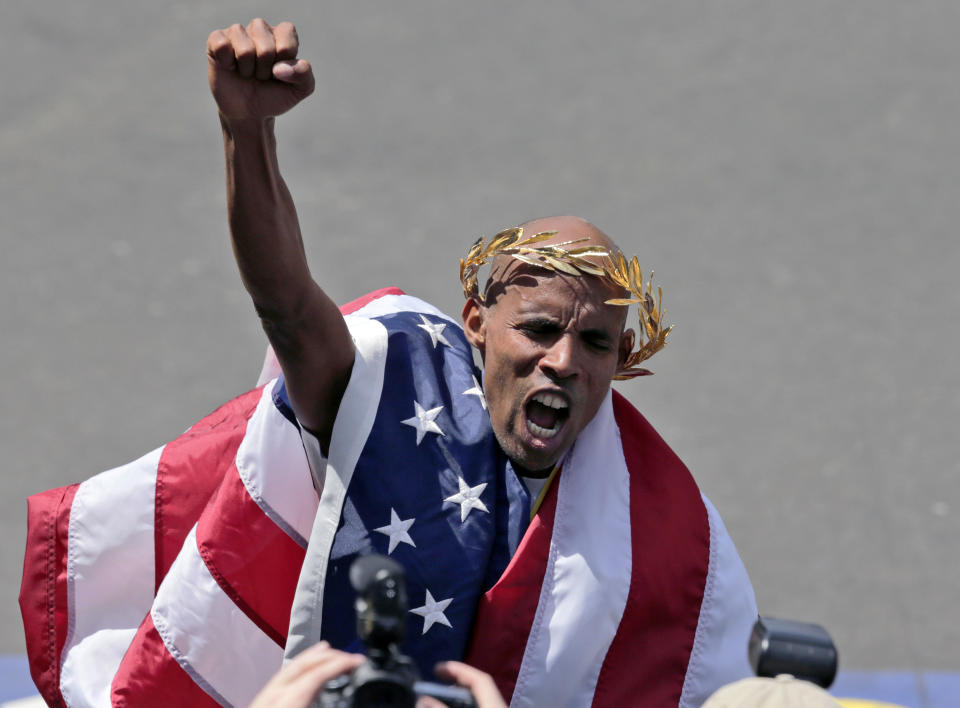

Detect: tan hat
[703,674,842,708]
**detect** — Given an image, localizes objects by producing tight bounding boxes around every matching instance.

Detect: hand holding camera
[251,555,505,708]
[250,642,364,708]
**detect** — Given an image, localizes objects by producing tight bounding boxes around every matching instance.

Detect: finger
[206,29,236,71]
[271,641,335,683]
[272,59,311,84]
[416,698,447,708]
[271,59,315,103]
[226,23,256,79]
[280,653,365,704]
[246,17,276,81]
[274,21,299,61]
[298,652,365,686]
[279,643,364,685]
[434,662,507,708]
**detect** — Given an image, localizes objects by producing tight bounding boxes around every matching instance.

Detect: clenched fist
[207,19,315,121]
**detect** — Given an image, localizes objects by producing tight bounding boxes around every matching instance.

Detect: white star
[409,589,453,634]
[462,375,487,410]
[444,477,489,522]
[417,315,453,349]
[401,401,445,445]
[373,508,416,554]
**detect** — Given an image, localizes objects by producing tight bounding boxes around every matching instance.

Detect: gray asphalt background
[3,1,958,672]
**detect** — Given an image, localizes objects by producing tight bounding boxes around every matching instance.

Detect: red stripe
[196,466,307,645]
[464,472,560,703]
[154,386,266,591]
[111,614,222,708]
[19,484,80,707]
[339,287,405,314]
[591,391,710,707]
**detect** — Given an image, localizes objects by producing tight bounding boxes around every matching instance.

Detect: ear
[461,297,487,356]
[617,328,635,370]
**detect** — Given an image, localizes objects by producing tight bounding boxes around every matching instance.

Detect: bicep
[260,282,354,452]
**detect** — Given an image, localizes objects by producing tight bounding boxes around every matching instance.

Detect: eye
[516,318,562,338]
[583,332,613,353]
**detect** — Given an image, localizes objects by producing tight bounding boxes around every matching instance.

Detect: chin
[493,417,573,476]
[503,440,567,477]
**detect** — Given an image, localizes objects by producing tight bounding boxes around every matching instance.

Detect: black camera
[315,554,477,708]
[748,616,838,688]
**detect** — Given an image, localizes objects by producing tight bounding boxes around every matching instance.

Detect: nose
[538,334,579,381]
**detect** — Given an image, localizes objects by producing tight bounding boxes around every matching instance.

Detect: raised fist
[207,19,315,121]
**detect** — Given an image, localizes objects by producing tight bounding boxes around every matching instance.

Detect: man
[20,18,757,707]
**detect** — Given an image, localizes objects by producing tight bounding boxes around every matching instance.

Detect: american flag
[20,288,758,707]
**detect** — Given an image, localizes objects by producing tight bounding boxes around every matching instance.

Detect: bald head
[518,215,621,255]
[483,215,626,307]
[461,214,636,474]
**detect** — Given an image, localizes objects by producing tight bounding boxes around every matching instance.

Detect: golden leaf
[466,237,484,262]
[511,253,550,269]
[643,292,655,314]
[628,257,641,294]
[485,227,522,256]
[541,255,581,275]
[517,230,557,247]
[567,246,612,257]
[457,225,672,381]
[568,257,606,276]
[603,257,629,287]
[643,317,656,340]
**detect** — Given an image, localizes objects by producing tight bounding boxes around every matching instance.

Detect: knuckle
[274,22,299,59]
[207,31,228,51]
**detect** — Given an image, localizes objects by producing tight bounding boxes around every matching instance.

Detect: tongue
[527,401,560,429]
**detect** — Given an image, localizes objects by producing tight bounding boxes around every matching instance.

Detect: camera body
[315,554,476,708]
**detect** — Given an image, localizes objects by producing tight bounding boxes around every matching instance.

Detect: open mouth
[525,392,570,440]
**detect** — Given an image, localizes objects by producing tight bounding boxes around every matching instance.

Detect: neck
[511,460,557,479]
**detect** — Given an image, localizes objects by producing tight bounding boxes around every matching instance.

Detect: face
[462,268,632,476]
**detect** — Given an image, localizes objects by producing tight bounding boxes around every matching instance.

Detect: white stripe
[151,526,283,708]
[511,391,632,708]
[235,384,318,545]
[678,495,758,707]
[283,315,390,660]
[60,446,162,708]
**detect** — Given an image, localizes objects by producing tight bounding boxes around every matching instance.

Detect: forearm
[219,113,353,441]
[221,115,312,319]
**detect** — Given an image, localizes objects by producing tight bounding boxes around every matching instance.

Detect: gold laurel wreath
[459,227,672,380]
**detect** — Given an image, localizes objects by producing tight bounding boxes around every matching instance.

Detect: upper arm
[259,281,354,453]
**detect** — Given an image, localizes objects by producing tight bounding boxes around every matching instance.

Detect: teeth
[532,392,568,410]
[527,420,560,439]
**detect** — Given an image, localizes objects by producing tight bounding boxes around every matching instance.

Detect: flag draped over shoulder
[21,287,757,708]
[465,390,759,707]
